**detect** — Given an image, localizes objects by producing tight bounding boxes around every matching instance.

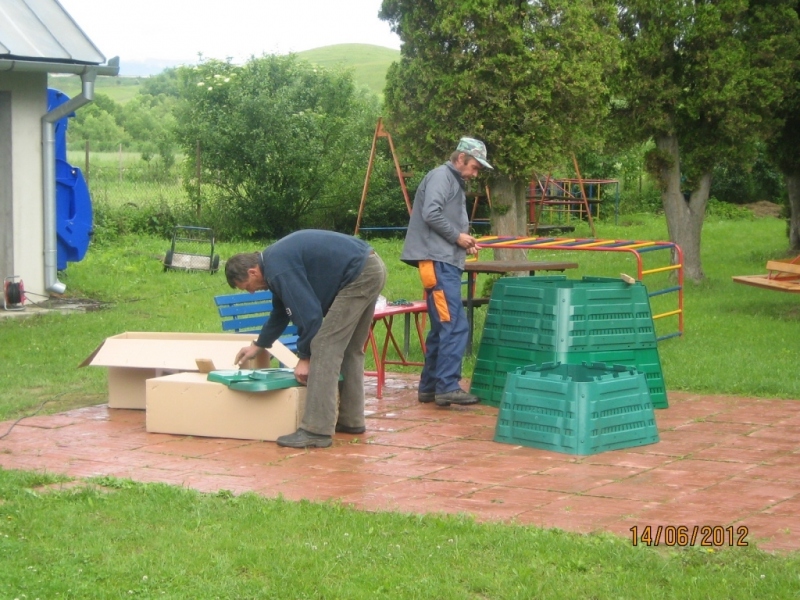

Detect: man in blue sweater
[226,230,387,448]
[400,137,493,407]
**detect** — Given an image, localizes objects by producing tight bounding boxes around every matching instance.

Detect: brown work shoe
[435,389,480,407]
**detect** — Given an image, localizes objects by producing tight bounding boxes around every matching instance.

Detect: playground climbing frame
[475,235,684,341]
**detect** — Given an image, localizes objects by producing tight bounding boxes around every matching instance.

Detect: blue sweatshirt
[255,230,371,359]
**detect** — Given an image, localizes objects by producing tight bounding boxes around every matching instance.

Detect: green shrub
[706,197,754,221]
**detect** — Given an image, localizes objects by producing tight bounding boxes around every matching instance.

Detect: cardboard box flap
[80,332,298,370]
[83,338,247,370]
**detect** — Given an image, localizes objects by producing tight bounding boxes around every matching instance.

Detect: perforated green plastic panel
[207,368,300,392]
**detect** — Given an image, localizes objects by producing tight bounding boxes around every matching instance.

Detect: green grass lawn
[1,469,799,598]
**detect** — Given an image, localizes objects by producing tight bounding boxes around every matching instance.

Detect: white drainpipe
[42,70,97,293]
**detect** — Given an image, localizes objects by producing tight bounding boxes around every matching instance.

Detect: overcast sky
[59,0,401,65]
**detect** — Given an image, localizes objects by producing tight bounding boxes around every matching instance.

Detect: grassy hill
[47,44,398,103]
[296,44,399,96]
[48,74,145,104]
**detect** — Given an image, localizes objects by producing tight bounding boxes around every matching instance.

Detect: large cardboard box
[80,332,298,409]
[146,372,306,441]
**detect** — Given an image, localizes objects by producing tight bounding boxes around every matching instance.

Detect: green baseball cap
[456,137,493,170]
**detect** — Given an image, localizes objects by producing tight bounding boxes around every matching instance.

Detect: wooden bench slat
[766,260,800,276]
[732,275,800,293]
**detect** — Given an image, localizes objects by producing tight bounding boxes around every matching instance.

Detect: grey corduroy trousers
[300,252,387,435]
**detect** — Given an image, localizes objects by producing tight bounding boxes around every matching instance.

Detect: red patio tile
[676,477,800,513]
[741,463,800,482]
[762,495,800,515]
[672,420,762,438]
[581,450,678,470]
[690,445,793,464]
[619,501,753,530]
[513,463,643,493]
[587,468,713,502]
[658,458,759,477]
[359,479,489,514]
[140,437,253,457]
[362,417,424,432]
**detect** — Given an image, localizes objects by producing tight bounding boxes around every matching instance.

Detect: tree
[139,67,181,98]
[67,97,128,151]
[119,94,178,169]
[767,2,800,253]
[172,55,381,239]
[379,0,620,255]
[613,0,799,280]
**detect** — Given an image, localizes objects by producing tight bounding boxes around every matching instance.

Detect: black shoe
[418,390,436,403]
[435,389,480,407]
[276,428,332,448]
[335,423,366,434]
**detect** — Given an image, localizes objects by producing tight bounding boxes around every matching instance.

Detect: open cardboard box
[80,332,298,409]
[146,372,306,441]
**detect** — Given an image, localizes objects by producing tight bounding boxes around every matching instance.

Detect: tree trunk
[488,174,528,262]
[656,134,708,282]
[786,172,800,253]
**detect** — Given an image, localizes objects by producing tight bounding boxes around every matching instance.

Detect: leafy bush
[618,184,662,215]
[705,197,754,221]
[92,198,184,243]
[174,55,382,240]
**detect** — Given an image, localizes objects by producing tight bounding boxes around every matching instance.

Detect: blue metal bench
[214,290,299,351]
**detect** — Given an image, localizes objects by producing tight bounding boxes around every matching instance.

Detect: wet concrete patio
[1,374,799,553]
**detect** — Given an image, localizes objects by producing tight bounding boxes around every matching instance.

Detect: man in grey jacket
[400,138,493,407]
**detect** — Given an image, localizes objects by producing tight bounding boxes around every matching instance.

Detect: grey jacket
[400,162,469,270]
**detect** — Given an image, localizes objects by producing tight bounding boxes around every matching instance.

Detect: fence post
[118,143,123,183]
[195,139,202,217]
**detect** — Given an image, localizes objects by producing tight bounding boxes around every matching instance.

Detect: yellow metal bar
[574,240,611,248]
[533,238,577,247]
[615,241,657,250]
[491,237,540,247]
[642,264,682,276]
[653,309,682,320]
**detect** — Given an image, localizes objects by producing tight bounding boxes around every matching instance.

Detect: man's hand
[456,233,477,250]
[235,343,268,367]
[294,358,310,385]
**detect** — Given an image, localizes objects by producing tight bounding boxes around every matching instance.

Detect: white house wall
[0,71,46,299]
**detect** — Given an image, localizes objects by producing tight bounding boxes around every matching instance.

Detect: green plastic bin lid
[207,368,301,392]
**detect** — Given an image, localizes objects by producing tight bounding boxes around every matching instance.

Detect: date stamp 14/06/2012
[630,525,750,547]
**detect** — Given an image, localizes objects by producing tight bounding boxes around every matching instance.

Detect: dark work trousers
[417,260,468,394]
[301,252,388,436]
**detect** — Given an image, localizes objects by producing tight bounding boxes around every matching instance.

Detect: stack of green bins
[494,362,660,455]
[469,276,668,408]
